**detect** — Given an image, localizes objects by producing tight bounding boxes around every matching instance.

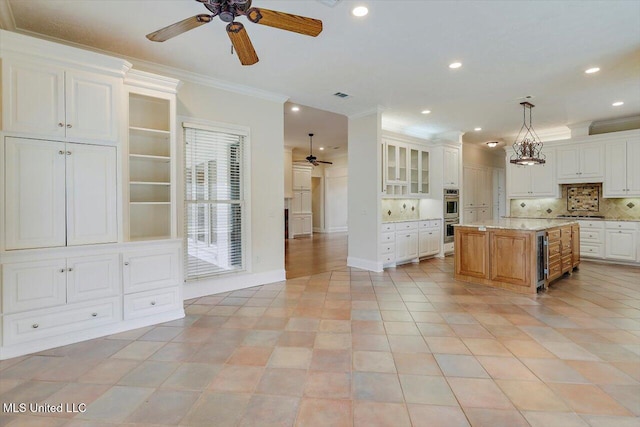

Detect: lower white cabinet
[419,220,441,257]
[396,231,418,262]
[291,214,312,238]
[123,248,180,293]
[2,259,67,313]
[605,229,637,261]
[67,254,120,303]
[578,220,639,263]
[124,286,181,320]
[381,220,441,267]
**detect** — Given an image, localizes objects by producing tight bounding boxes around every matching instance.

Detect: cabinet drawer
[581,244,604,258]
[547,229,561,242]
[381,223,396,232]
[605,221,636,231]
[381,232,395,244]
[2,259,67,314]
[561,240,572,251]
[381,253,395,264]
[123,247,180,294]
[580,229,604,243]
[3,297,121,345]
[562,254,573,268]
[396,221,418,231]
[548,243,561,258]
[124,287,181,320]
[380,243,396,255]
[578,220,604,230]
[548,261,562,280]
[420,220,441,229]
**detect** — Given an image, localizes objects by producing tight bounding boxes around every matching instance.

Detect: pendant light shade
[509,102,546,166]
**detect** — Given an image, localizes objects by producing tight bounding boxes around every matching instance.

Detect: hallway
[285,232,348,279]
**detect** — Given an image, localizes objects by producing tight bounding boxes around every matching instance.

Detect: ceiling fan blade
[146,14,213,42]
[227,22,259,66]
[317,160,333,164]
[247,8,323,37]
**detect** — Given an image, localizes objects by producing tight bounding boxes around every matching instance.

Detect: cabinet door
[626,140,640,196]
[556,146,580,181]
[65,71,119,142]
[409,148,420,194]
[480,169,492,207]
[292,166,311,190]
[2,59,65,137]
[420,150,429,194]
[604,141,628,197]
[123,247,180,293]
[291,192,303,213]
[463,208,477,223]
[443,148,459,187]
[428,228,440,255]
[300,191,312,213]
[418,230,430,256]
[530,152,556,197]
[67,254,120,303]
[291,216,303,237]
[506,164,531,198]
[302,215,313,234]
[605,230,636,261]
[478,207,492,221]
[463,167,477,207]
[2,259,67,313]
[580,143,604,180]
[5,137,67,249]
[66,144,118,245]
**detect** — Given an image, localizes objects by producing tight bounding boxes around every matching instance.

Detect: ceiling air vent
[333,92,350,99]
[317,0,342,7]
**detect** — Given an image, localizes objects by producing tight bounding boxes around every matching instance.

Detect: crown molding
[349,106,385,120]
[124,69,181,94]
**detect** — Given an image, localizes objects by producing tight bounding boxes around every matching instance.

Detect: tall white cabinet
[0,30,184,360]
[291,164,313,238]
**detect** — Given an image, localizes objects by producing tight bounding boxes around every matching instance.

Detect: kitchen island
[454,219,580,294]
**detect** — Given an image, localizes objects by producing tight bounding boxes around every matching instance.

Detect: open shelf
[129,154,170,162]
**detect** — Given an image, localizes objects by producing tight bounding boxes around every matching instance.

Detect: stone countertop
[454,218,578,231]
[382,218,442,224]
[506,216,640,223]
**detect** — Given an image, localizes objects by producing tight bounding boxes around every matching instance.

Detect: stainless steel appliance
[444,189,459,219]
[444,217,458,244]
[535,230,547,291]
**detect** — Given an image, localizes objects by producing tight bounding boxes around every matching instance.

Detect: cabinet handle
[66,124,72,128]
[32,324,39,329]
[58,122,64,127]
[58,150,65,155]
[59,268,66,273]
[124,262,129,266]
[406,235,410,238]
[91,313,97,317]
[150,301,156,306]
[66,151,72,155]
[67,268,73,272]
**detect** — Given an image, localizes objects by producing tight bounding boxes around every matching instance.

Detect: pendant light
[509,102,546,166]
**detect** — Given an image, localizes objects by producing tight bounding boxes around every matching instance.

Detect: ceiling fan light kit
[147,0,323,65]
[297,133,333,166]
[509,102,546,166]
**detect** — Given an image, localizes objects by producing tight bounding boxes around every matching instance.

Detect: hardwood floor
[285,232,348,279]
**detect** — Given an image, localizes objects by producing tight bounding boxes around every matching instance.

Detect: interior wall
[462,143,505,168]
[175,80,285,294]
[311,177,323,230]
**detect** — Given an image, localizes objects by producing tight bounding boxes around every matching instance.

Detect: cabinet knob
[124,262,129,266]
[66,124,72,128]
[58,122,64,127]
[66,151,72,155]
[67,268,73,272]
[91,313,97,317]
[150,301,156,306]
[59,268,66,273]
[58,150,65,155]
[32,324,39,329]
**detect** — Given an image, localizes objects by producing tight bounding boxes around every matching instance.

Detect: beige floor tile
[393,352,442,376]
[295,398,352,427]
[208,365,264,393]
[434,354,489,378]
[226,346,273,366]
[354,401,411,427]
[160,363,222,390]
[353,351,396,373]
[126,389,200,424]
[238,394,299,427]
[425,337,471,355]
[353,372,404,402]
[463,407,529,427]
[182,391,250,427]
[75,385,154,422]
[407,404,470,427]
[314,332,352,349]
[255,368,307,396]
[399,374,458,405]
[522,411,590,427]
[448,378,514,409]
[548,383,633,416]
[496,379,571,412]
[268,347,312,369]
[110,341,165,360]
[310,349,351,372]
[304,371,351,399]
[476,356,538,381]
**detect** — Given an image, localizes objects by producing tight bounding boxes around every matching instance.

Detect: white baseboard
[184,269,286,300]
[347,256,383,272]
[327,226,348,233]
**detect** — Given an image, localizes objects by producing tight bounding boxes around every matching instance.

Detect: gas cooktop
[556,214,605,219]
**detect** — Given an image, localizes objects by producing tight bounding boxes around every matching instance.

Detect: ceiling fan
[296,133,333,166]
[146,0,323,66]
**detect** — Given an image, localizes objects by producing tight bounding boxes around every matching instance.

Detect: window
[184,123,246,280]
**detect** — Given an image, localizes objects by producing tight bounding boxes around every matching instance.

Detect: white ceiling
[4,0,639,148]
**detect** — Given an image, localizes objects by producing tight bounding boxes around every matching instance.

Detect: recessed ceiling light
[291,106,300,112]
[421,110,431,115]
[449,62,462,69]
[352,6,368,17]
[486,141,498,148]
[585,67,600,74]
[612,101,624,107]
[474,127,482,131]
[319,147,324,150]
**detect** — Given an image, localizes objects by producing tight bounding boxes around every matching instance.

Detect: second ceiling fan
[296,133,333,166]
[146,0,323,66]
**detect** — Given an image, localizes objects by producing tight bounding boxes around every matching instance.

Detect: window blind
[184,125,245,280]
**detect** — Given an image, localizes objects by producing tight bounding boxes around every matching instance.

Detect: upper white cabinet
[604,138,640,197]
[292,164,312,190]
[2,59,120,143]
[384,140,409,195]
[4,137,117,250]
[506,149,558,198]
[443,147,460,188]
[556,142,604,183]
[463,166,491,208]
[409,147,430,195]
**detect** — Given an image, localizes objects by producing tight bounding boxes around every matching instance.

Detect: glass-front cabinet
[409,147,429,195]
[384,140,408,195]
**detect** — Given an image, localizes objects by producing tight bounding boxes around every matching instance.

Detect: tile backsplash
[381,199,420,221]
[510,184,640,220]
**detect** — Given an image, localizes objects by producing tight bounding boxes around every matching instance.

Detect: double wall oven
[444,189,459,243]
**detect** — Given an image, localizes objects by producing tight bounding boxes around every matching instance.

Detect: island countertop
[454,218,578,231]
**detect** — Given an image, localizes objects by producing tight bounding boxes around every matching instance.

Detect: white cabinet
[477,207,492,221]
[463,166,491,208]
[578,220,605,258]
[506,149,557,198]
[556,143,604,183]
[4,137,117,250]
[123,248,180,294]
[396,231,419,262]
[604,138,640,197]
[2,59,119,143]
[291,215,312,237]
[409,148,430,195]
[384,140,409,196]
[443,147,460,188]
[292,165,312,190]
[419,220,440,257]
[605,222,637,262]
[292,191,312,214]
[67,254,120,303]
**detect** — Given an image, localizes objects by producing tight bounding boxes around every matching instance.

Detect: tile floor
[1,258,639,426]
